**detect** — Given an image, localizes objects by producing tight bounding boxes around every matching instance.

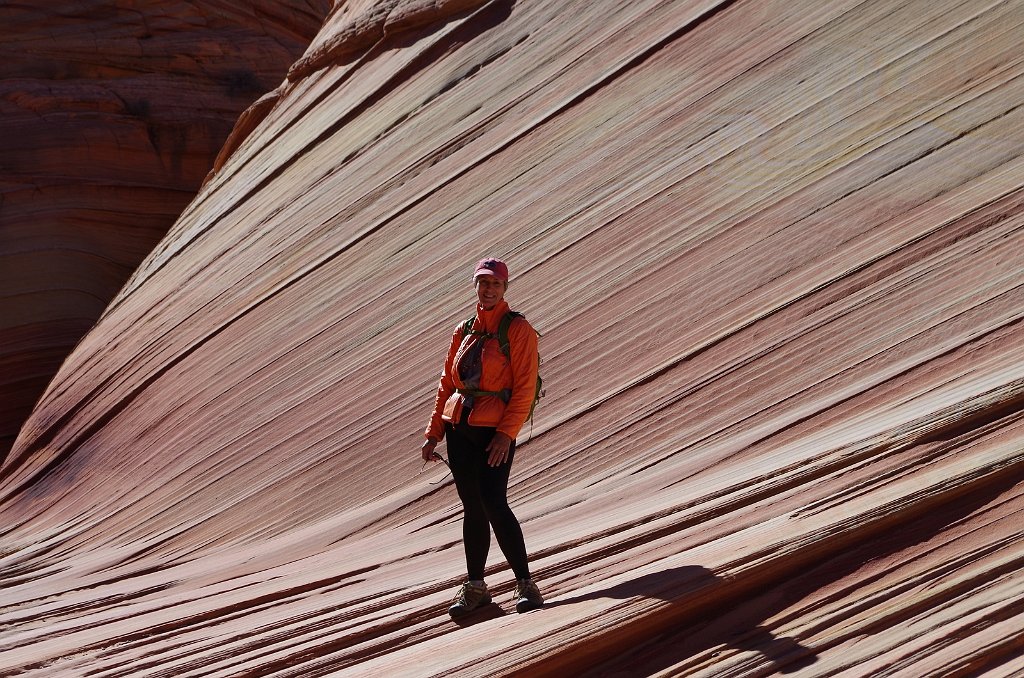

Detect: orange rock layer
[2,0,1024,675]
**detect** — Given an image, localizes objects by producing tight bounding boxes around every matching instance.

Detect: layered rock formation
[0,0,331,460]
[3,0,1024,675]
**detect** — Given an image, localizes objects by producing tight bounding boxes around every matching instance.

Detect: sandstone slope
[2,0,1024,675]
[0,0,331,460]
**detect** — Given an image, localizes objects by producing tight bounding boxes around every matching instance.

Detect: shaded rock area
[3,0,1024,675]
[0,0,331,460]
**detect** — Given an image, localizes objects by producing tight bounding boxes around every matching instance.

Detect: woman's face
[475,276,507,310]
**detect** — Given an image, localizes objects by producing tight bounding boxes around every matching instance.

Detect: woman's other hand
[486,432,513,466]
[421,437,439,462]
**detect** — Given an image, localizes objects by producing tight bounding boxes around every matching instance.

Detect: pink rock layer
[2,0,1024,675]
[0,0,331,460]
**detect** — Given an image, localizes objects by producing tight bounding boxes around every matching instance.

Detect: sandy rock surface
[2,0,1024,675]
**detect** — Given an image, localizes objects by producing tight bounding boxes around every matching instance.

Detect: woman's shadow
[535,462,1024,675]
[544,565,817,674]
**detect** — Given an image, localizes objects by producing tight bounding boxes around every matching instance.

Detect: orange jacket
[425,299,539,441]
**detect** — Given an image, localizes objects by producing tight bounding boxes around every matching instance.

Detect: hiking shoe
[513,578,544,613]
[448,582,491,618]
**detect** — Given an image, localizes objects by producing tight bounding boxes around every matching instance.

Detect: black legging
[446,418,531,581]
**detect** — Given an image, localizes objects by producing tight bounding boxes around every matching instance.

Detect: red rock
[2,0,1024,675]
[0,1,331,459]
[287,0,490,81]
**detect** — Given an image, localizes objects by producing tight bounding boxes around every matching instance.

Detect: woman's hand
[421,437,439,462]
[486,432,513,467]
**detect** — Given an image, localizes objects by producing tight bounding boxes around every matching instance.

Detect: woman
[422,257,544,617]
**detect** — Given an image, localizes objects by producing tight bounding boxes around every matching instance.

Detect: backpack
[459,311,544,421]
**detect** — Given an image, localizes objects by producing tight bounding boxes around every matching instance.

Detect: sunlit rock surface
[3,0,1024,675]
[0,0,331,460]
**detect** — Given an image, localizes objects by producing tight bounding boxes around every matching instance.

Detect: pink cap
[473,258,509,281]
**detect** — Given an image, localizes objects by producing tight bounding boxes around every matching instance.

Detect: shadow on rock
[560,458,1024,675]
[549,565,817,675]
[449,601,508,627]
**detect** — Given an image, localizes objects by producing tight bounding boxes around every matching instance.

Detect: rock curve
[0,0,331,460]
[287,0,492,82]
[2,0,1024,675]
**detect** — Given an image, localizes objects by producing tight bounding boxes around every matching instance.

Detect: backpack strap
[499,311,543,423]
[455,387,512,402]
[461,315,478,337]
[496,311,520,358]
[498,311,542,353]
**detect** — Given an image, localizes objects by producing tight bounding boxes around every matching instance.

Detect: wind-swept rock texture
[0,0,331,460]
[3,0,1024,675]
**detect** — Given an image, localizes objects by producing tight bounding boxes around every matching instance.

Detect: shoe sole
[449,596,493,619]
[515,599,543,614]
